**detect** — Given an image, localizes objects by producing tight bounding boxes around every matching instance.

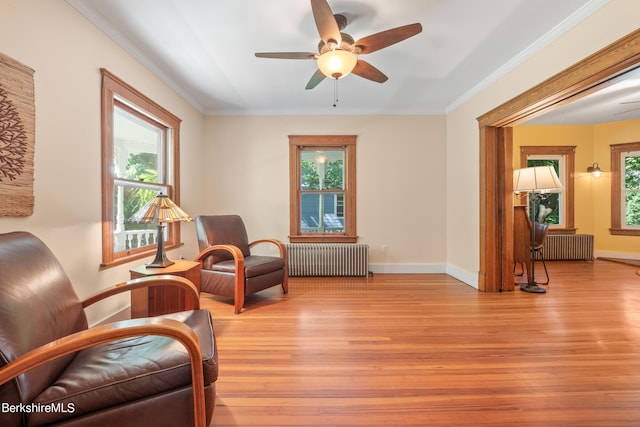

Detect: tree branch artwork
[0,87,28,182]
[0,52,35,216]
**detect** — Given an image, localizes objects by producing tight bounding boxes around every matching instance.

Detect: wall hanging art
[0,52,35,216]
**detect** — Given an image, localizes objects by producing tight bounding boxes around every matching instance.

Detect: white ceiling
[67,0,634,121]
[522,68,640,125]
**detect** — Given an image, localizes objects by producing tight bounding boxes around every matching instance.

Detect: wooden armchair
[195,215,288,314]
[0,232,217,427]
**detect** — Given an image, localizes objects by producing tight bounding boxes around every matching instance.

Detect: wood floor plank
[203,261,640,426]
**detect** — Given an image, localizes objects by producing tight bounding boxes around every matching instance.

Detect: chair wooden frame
[0,275,208,427]
[196,239,288,314]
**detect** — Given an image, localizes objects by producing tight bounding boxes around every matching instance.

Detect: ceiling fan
[255,0,422,90]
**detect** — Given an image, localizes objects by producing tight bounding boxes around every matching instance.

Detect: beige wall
[0,0,206,324]
[446,0,640,283]
[202,115,448,272]
[0,0,639,321]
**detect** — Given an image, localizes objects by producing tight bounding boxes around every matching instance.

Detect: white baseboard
[369,263,446,275]
[595,250,640,260]
[369,263,478,289]
[446,265,479,289]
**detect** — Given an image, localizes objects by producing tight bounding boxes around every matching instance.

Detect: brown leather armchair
[0,232,217,427]
[195,215,288,314]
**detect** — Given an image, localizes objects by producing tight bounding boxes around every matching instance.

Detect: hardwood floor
[202,260,640,426]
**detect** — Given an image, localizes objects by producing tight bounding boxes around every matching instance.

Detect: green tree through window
[527,158,560,225]
[123,152,158,231]
[624,154,640,226]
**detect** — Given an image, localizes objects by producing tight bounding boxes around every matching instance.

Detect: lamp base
[145,223,175,268]
[520,283,546,293]
[146,259,175,268]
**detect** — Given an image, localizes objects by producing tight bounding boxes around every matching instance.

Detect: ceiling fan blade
[305,69,326,90]
[352,60,388,83]
[310,0,341,46]
[354,23,422,54]
[255,52,317,60]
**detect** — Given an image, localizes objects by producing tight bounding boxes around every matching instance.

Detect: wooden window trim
[100,69,182,268]
[520,145,576,234]
[610,141,640,236]
[288,135,357,243]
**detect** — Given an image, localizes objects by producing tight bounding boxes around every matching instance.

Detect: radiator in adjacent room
[286,243,369,277]
[539,234,594,261]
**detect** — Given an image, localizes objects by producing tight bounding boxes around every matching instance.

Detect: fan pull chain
[333,78,339,107]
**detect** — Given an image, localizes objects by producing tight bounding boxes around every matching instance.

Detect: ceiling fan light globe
[317,50,357,79]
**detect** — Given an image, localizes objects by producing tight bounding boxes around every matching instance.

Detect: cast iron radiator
[538,234,594,261]
[286,243,369,277]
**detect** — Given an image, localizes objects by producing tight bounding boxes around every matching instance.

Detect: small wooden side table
[129,260,201,318]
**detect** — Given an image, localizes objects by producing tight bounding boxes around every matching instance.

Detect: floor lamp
[513,166,563,293]
[131,192,193,268]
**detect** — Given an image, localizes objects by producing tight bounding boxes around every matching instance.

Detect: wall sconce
[587,162,602,178]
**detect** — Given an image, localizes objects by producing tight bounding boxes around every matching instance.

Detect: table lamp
[131,192,193,268]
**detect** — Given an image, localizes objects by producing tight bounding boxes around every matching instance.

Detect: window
[520,146,575,234]
[289,135,357,243]
[610,142,640,235]
[100,69,182,267]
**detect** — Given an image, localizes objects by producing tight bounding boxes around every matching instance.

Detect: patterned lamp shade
[132,193,193,224]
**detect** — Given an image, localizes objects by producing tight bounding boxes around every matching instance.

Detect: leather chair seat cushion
[210,255,285,277]
[28,310,217,426]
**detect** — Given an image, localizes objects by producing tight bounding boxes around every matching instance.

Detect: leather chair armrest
[249,239,287,259]
[248,239,288,294]
[195,245,246,314]
[0,317,207,427]
[81,275,200,310]
[249,239,289,294]
[195,244,245,265]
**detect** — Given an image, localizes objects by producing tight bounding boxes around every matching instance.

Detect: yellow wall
[514,118,640,257]
[593,119,640,257]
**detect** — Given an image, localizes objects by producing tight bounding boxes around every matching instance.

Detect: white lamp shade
[513,166,563,193]
[316,50,357,79]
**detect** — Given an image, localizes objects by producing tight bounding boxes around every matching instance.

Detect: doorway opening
[477,29,640,292]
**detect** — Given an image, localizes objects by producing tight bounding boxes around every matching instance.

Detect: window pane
[625,154,640,190]
[113,182,164,252]
[624,153,640,226]
[300,150,344,190]
[625,192,640,226]
[113,106,162,182]
[527,158,562,225]
[300,192,345,233]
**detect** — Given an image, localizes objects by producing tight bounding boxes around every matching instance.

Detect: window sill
[547,228,577,235]
[289,235,358,244]
[609,228,640,236]
[100,242,185,269]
